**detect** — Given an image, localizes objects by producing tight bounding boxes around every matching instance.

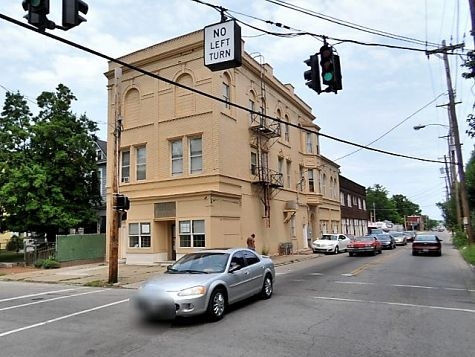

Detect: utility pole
[108,67,122,283]
[427,41,474,243]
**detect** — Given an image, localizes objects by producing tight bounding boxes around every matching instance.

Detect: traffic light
[319,45,343,93]
[22,0,55,30]
[62,0,88,30]
[303,54,321,94]
[114,194,130,211]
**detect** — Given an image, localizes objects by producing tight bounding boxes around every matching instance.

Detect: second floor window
[308,169,315,192]
[121,150,130,183]
[189,137,202,174]
[251,151,257,175]
[171,140,183,176]
[223,82,230,108]
[306,132,313,153]
[136,146,146,180]
[286,160,291,188]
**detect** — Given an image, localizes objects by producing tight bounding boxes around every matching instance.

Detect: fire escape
[249,55,283,227]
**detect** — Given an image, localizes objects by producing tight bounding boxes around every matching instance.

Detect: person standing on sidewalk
[247,234,256,251]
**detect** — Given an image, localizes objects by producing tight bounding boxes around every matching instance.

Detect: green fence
[56,234,106,262]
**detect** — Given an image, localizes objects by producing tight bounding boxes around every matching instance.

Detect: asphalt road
[0,231,474,357]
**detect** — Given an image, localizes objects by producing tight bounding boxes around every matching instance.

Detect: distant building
[95,139,107,233]
[104,30,341,264]
[339,175,368,237]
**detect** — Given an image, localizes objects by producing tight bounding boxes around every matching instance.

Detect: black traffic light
[62,0,88,30]
[114,194,130,211]
[303,54,321,94]
[22,0,55,30]
[319,45,343,93]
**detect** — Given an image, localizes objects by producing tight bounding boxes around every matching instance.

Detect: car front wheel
[334,246,339,254]
[207,288,226,321]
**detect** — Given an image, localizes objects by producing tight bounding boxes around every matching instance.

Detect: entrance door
[170,224,176,261]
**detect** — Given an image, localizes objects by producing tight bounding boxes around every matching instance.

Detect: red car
[347,236,382,256]
[412,234,442,256]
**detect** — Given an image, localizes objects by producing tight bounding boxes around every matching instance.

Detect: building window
[308,169,315,192]
[251,151,257,175]
[278,157,284,176]
[121,150,130,183]
[179,219,205,248]
[299,166,305,191]
[284,115,290,141]
[171,139,183,176]
[248,98,255,125]
[286,160,291,188]
[223,81,230,109]
[189,136,202,174]
[340,192,345,205]
[129,223,151,248]
[358,197,362,209]
[322,173,327,196]
[347,193,351,206]
[306,132,313,153]
[136,146,146,180]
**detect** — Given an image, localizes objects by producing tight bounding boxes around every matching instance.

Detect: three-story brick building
[105,30,341,264]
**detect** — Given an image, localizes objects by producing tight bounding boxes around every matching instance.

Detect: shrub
[35,258,60,269]
[452,230,468,248]
[6,235,23,252]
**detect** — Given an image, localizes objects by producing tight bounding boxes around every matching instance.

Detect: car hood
[313,240,337,246]
[141,273,219,292]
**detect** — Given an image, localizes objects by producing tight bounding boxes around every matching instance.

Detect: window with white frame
[358,197,362,209]
[340,192,345,205]
[308,169,315,192]
[347,193,351,206]
[171,139,183,176]
[121,150,130,183]
[223,81,230,109]
[251,151,257,175]
[179,219,205,247]
[136,146,146,180]
[284,115,290,141]
[286,160,291,188]
[306,132,313,153]
[248,98,255,125]
[322,173,327,196]
[299,166,305,191]
[129,222,151,248]
[189,136,202,174]
[278,157,284,176]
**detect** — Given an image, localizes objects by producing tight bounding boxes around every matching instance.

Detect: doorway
[170,223,176,261]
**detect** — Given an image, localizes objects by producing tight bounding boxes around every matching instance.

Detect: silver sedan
[132,248,275,321]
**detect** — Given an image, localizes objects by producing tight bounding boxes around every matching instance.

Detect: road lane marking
[312,296,475,314]
[392,284,436,289]
[335,281,374,285]
[0,289,107,311]
[0,298,129,338]
[0,288,78,303]
[335,281,475,292]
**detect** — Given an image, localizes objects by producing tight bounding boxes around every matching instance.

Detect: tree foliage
[366,184,422,225]
[0,84,101,238]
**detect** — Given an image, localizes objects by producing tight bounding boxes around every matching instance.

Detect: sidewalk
[0,251,319,289]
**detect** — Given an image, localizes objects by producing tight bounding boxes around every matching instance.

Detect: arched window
[175,73,194,116]
[284,115,290,141]
[124,88,140,128]
[222,72,231,109]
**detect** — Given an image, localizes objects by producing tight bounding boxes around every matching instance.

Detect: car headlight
[177,286,207,297]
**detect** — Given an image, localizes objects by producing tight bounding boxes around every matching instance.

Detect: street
[0,231,474,357]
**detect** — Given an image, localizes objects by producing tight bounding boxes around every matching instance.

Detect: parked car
[311,234,351,254]
[403,230,417,242]
[347,236,382,256]
[132,248,275,321]
[373,233,396,249]
[412,234,442,256]
[389,231,407,246]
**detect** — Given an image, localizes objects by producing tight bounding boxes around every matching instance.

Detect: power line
[0,12,447,166]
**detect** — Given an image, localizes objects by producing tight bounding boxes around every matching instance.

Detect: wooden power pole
[108,67,122,283]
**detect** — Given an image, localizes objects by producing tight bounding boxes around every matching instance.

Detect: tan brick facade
[105,30,341,264]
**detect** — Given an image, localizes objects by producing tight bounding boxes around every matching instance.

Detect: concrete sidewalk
[0,251,319,289]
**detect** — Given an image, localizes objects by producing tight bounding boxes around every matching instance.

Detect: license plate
[422,249,429,252]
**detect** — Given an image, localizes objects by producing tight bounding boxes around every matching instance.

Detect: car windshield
[415,235,437,242]
[321,235,338,241]
[354,237,374,242]
[375,235,390,241]
[390,232,403,237]
[168,252,229,274]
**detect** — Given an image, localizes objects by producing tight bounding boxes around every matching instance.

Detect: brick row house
[339,175,368,237]
[105,30,342,265]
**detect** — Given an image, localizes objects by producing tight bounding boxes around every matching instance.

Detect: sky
[0,0,473,221]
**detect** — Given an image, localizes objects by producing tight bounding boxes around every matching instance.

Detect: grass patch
[84,280,111,287]
[459,244,475,265]
[0,250,24,263]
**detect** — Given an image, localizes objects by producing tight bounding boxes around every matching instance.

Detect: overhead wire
[0,12,448,166]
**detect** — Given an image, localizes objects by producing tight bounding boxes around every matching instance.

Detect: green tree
[391,194,421,221]
[0,85,101,240]
[366,184,401,223]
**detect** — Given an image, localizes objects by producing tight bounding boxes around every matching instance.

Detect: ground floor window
[179,219,205,247]
[129,222,151,248]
